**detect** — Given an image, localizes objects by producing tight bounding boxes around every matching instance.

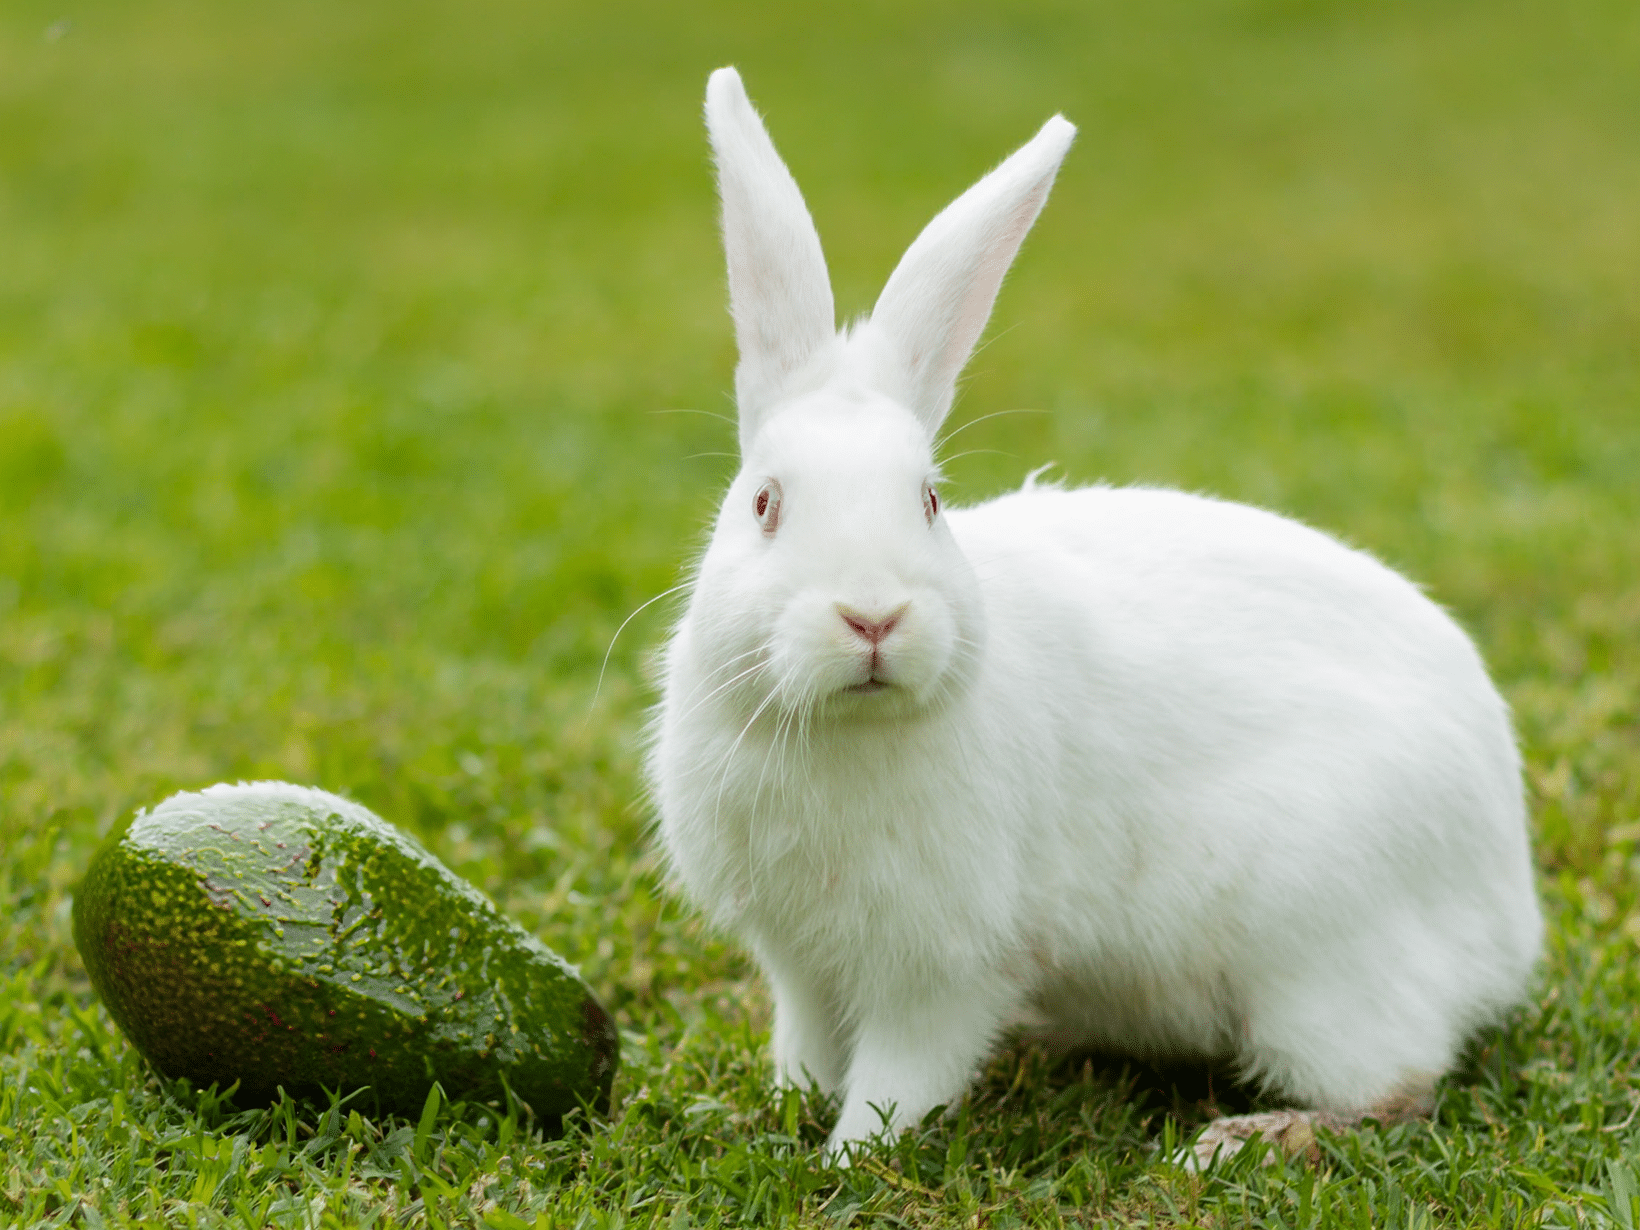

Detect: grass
[2,0,1638,1223]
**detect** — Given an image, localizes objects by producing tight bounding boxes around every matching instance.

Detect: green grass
[3,0,1638,1224]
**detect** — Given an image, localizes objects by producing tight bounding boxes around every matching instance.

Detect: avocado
[72,782,617,1123]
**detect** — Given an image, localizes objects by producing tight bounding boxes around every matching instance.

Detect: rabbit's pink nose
[837,603,909,646]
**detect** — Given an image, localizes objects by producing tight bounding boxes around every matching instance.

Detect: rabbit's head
[679,69,1074,725]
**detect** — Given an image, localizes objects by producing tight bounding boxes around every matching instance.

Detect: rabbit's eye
[753,480,783,535]
[923,483,941,525]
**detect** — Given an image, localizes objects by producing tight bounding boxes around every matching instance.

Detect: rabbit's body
[652,70,1541,1153]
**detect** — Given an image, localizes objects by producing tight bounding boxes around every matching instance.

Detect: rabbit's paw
[768,968,847,1095]
[1181,1086,1433,1170]
[1183,1110,1325,1170]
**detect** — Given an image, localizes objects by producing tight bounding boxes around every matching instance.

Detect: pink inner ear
[921,189,1053,416]
[864,114,1074,434]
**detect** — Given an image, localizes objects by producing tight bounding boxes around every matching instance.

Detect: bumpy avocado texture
[73,782,617,1122]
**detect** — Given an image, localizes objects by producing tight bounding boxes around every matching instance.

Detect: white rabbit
[649,67,1542,1160]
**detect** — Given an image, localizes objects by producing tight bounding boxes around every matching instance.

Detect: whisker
[676,643,765,693]
[967,319,1022,362]
[711,684,784,836]
[671,656,769,727]
[939,447,1018,467]
[587,582,693,720]
[930,548,1015,589]
[650,407,736,426]
[777,701,805,817]
[752,691,799,821]
[936,407,1048,452]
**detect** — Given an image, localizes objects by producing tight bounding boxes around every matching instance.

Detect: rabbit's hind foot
[1182,1088,1433,1171]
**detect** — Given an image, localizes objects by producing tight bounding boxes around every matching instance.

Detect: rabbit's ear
[866,116,1075,434]
[706,68,837,453]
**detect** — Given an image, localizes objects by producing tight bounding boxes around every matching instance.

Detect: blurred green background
[2,0,1638,1222]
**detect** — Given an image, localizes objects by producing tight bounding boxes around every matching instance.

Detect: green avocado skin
[72,783,617,1122]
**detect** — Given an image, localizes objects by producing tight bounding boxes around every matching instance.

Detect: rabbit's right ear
[706,68,837,454]
[864,115,1075,435]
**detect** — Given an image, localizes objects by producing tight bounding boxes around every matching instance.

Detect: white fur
[651,68,1542,1155]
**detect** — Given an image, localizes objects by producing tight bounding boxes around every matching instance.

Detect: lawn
[2,0,1638,1224]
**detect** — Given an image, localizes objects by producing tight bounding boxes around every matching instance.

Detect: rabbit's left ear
[865,116,1076,434]
[706,68,837,454]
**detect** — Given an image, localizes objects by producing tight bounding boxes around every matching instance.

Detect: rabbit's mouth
[844,679,890,695]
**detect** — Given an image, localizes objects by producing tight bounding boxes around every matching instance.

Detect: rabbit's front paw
[767,964,847,1094]
[824,994,1002,1155]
